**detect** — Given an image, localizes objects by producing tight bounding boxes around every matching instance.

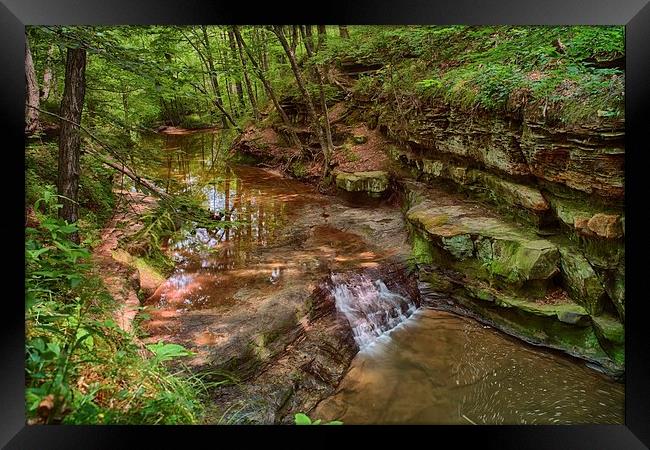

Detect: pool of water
[315,308,623,424]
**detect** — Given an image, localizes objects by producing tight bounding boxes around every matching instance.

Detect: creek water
[139,130,623,424]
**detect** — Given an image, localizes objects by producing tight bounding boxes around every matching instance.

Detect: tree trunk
[338,26,350,39]
[234,28,260,121]
[317,25,327,51]
[232,26,302,148]
[299,26,314,58]
[57,47,87,242]
[219,29,237,117]
[272,26,333,178]
[260,29,269,72]
[315,67,334,178]
[201,25,231,129]
[304,26,315,55]
[99,155,170,200]
[25,33,40,135]
[290,26,299,54]
[40,44,56,102]
[228,30,246,113]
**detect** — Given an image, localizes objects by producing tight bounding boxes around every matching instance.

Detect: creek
[138,130,623,424]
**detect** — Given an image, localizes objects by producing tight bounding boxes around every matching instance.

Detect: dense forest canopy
[26,25,624,137]
[25,25,625,425]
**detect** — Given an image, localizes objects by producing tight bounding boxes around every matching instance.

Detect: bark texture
[57,47,87,239]
[25,33,40,134]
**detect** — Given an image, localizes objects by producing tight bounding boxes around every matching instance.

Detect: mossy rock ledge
[335,171,389,195]
[406,196,560,286]
[405,182,624,375]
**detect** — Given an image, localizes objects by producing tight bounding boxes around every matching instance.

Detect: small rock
[573,216,592,235]
[587,214,623,239]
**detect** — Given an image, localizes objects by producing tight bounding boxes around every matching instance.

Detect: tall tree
[272,26,334,180]
[25,32,40,134]
[40,44,56,102]
[317,25,327,51]
[290,26,299,54]
[227,30,246,114]
[299,26,314,58]
[232,26,302,149]
[234,28,260,121]
[304,26,315,55]
[200,25,237,129]
[57,46,87,242]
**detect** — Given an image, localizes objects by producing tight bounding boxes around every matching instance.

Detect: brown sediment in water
[314,308,624,425]
[140,163,410,371]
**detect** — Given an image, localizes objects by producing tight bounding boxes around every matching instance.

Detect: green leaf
[46,342,61,357]
[146,341,194,362]
[26,248,50,260]
[294,413,312,425]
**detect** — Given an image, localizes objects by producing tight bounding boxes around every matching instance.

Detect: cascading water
[330,273,418,349]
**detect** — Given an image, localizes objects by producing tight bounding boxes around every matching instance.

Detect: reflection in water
[148,163,302,312]
[315,309,624,424]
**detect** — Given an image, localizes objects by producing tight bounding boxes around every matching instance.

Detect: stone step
[405,181,560,286]
[463,282,589,325]
[334,170,389,196]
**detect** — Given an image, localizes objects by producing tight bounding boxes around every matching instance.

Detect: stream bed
[139,131,623,424]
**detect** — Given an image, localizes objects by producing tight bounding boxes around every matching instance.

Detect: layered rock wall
[358,96,625,375]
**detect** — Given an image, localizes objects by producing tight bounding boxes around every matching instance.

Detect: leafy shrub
[26,190,206,424]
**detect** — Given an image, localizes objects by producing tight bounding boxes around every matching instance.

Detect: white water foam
[330,273,418,350]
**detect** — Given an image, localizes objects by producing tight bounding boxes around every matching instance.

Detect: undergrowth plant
[294,412,343,425]
[26,187,207,424]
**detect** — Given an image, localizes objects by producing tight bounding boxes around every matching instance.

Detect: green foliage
[179,113,214,129]
[133,194,236,252]
[294,412,343,425]
[26,191,206,424]
[146,341,194,364]
[26,143,115,232]
[317,26,624,125]
[290,160,308,178]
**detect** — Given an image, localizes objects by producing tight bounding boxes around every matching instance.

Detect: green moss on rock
[441,234,474,260]
[410,231,434,264]
[407,198,559,286]
[335,171,390,194]
[558,246,606,315]
[592,313,624,345]
[476,171,550,213]
[352,135,368,144]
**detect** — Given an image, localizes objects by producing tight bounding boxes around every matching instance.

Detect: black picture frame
[3,1,649,447]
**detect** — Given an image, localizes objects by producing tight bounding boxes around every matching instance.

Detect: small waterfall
[330,273,418,349]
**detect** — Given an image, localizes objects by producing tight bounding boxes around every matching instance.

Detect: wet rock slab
[403,180,623,375]
[335,170,390,195]
[405,180,560,285]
